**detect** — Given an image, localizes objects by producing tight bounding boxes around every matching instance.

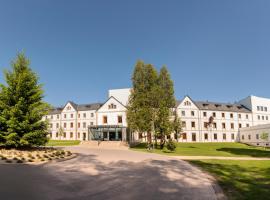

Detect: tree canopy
[0,53,50,148]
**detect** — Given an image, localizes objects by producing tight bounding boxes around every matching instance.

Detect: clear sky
[0,0,269,107]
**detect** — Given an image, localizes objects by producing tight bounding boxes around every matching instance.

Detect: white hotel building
[44,88,270,145]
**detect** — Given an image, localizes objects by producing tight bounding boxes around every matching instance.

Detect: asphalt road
[0,146,220,200]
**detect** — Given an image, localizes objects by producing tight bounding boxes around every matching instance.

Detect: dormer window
[184,101,191,106]
[108,103,117,109]
[67,106,71,110]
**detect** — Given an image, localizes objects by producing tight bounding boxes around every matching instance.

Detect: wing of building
[43,89,270,146]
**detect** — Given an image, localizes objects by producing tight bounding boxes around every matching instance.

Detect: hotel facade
[44,88,270,145]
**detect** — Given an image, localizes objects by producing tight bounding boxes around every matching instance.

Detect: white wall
[108,88,131,106]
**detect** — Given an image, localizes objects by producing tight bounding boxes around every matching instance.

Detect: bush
[166,139,176,152]
[17,159,23,163]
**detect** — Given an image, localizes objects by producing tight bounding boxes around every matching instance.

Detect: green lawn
[189,160,270,200]
[46,140,81,146]
[132,142,270,157]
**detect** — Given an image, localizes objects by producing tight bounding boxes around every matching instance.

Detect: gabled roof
[175,95,198,108]
[195,101,251,113]
[96,96,126,111]
[48,107,63,115]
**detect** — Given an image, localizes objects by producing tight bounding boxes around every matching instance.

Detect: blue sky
[0,0,269,106]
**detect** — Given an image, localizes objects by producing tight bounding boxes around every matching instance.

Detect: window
[248,135,251,140]
[213,123,217,129]
[108,103,117,109]
[191,111,195,116]
[78,114,80,118]
[257,106,260,111]
[51,115,53,119]
[64,114,66,118]
[64,123,66,128]
[63,132,66,138]
[223,133,226,140]
[70,114,73,118]
[239,123,242,128]
[78,132,80,138]
[222,123,226,129]
[230,113,233,119]
[231,133,235,140]
[182,133,187,140]
[90,122,94,125]
[184,101,191,106]
[222,113,225,118]
[261,106,264,111]
[214,133,217,140]
[238,114,241,119]
[246,114,248,119]
[192,133,196,141]
[83,113,86,118]
[83,122,86,128]
[262,116,265,120]
[57,115,59,119]
[182,121,186,128]
[91,113,94,117]
[212,112,216,117]
[242,135,244,140]
[118,116,123,123]
[181,111,185,116]
[256,134,259,140]
[70,122,73,128]
[56,132,59,138]
[50,123,53,128]
[103,116,108,124]
[45,116,48,119]
[231,123,234,129]
[78,123,80,128]
[204,133,208,140]
[265,107,268,112]
[204,122,208,128]
[203,112,207,117]
[191,121,195,128]
[258,115,260,120]
[70,132,73,138]
[56,123,59,128]
[246,123,250,127]
[267,116,269,120]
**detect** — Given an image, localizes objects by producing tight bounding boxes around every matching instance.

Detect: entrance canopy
[88,125,127,141]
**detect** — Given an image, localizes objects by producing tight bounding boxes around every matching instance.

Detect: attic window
[67,106,71,110]
[108,103,117,109]
[203,104,209,107]
[184,101,191,106]
[215,104,221,107]
[226,105,232,108]
[237,106,242,109]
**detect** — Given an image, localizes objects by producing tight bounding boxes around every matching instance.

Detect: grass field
[190,160,270,200]
[46,140,81,146]
[132,142,270,157]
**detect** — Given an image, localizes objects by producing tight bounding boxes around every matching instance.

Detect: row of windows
[102,115,122,124]
[181,111,249,119]
[50,122,94,129]
[242,133,264,140]
[181,133,235,141]
[257,115,269,120]
[182,121,249,129]
[49,132,87,139]
[47,113,95,120]
[257,106,267,112]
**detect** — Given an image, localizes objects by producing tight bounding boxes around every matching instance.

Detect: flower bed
[0,148,73,164]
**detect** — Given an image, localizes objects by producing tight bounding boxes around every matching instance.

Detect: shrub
[6,160,12,163]
[1,156,7,160]
[13,157,18,160]
[166,139,176,152]
[17,159,23,163]
[28,159,33,162]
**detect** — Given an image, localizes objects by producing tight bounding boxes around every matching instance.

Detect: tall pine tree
[0,53,50,148]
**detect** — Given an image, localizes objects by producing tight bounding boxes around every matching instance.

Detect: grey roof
[48,102,103,115]
[77,103,103,111]
[194,101,251,113]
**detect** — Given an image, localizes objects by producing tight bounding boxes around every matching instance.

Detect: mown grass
[132,142,270,157]
[46,140,80,146]
[189,160,270,200]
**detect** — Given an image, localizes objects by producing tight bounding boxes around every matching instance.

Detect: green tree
[0,53,50,148]
[155,66,176,149]
[260,132,269,149]
[172,111,182,142]
[127,61,158,148]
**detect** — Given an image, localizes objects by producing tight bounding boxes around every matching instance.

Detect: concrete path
[0,146,223,200]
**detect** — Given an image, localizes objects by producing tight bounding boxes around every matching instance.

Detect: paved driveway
[0,146,220,200]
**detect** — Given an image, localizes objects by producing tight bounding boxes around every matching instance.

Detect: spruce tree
[155,66,176,149]
[0,53,50,148]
